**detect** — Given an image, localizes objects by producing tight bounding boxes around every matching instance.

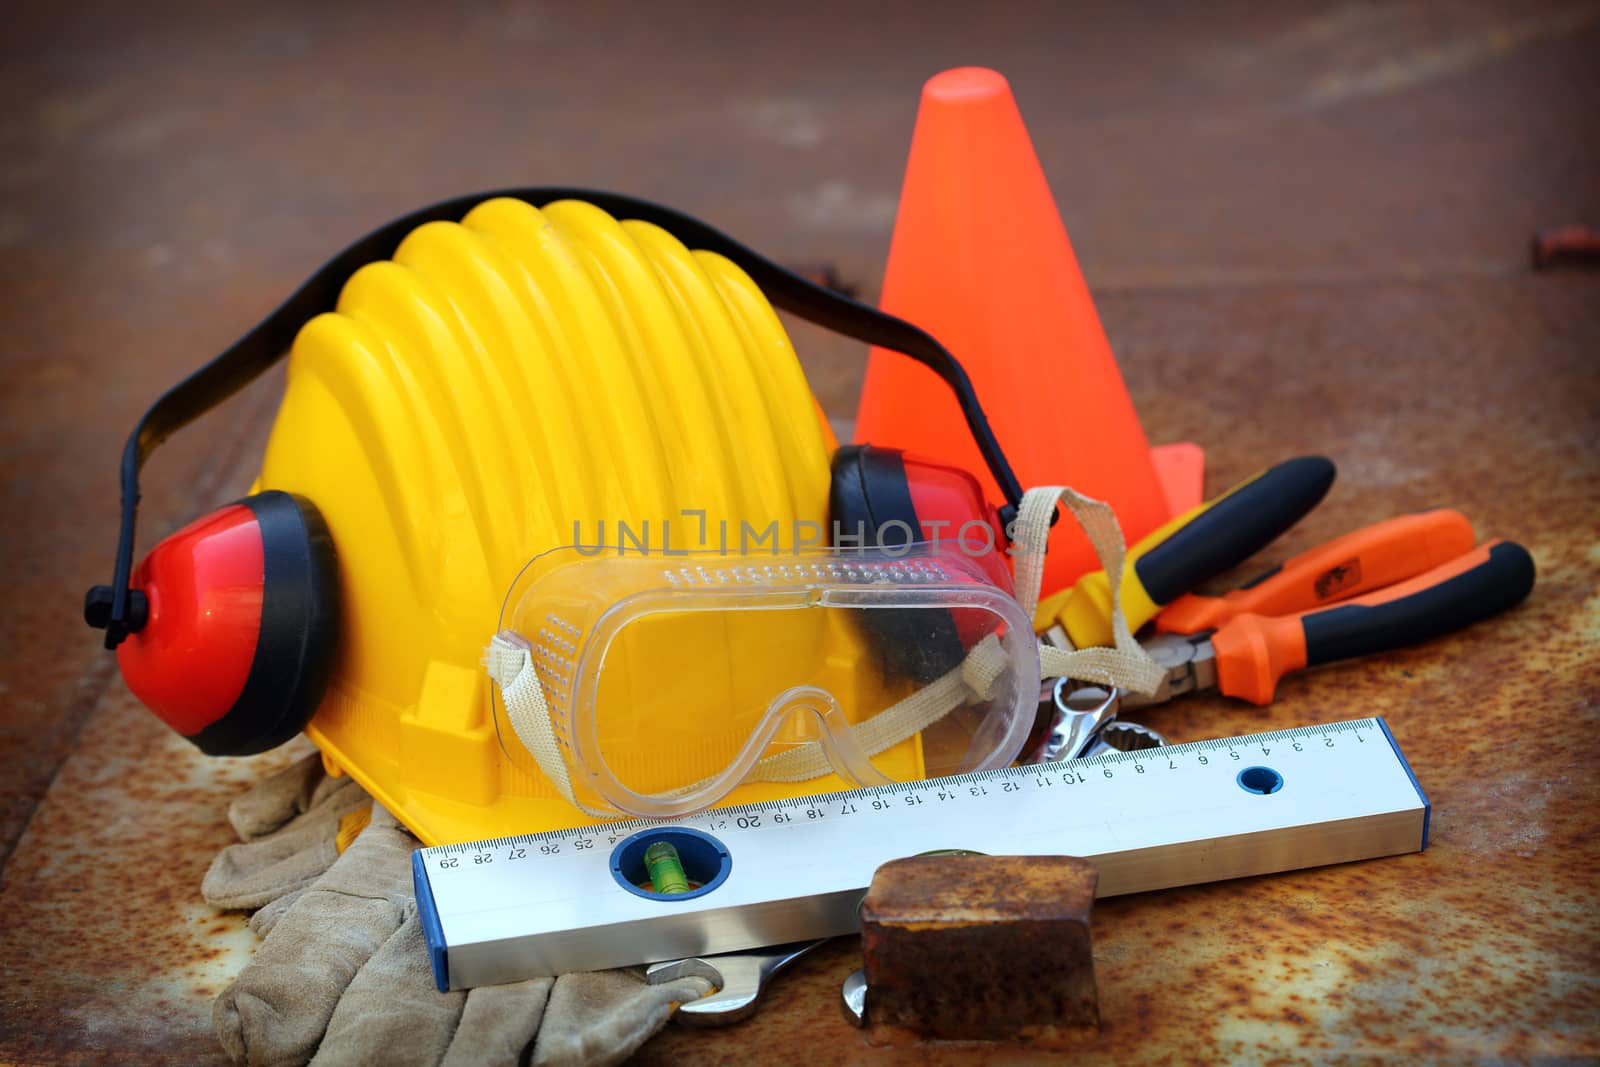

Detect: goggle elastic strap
[487,485,1164,817]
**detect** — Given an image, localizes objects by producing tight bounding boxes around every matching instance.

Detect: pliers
[1035,455,1338,646]
[1036,457,1537,709]
[1123,516,1536,707]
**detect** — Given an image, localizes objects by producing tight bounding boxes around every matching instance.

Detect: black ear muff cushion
[830,444,920,548]
[189,491,340,756]
[829,445,965,684]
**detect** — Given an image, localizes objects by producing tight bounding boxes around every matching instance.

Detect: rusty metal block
[859,854,1099,1046]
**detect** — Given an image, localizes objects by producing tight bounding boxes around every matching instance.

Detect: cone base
[1151,442,1206,515]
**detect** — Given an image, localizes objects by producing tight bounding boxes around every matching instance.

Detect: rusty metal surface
[1,1,1597,1063]
[651,275,1600,1065]
[861,855,1099,1045]
[0,688,306,1064]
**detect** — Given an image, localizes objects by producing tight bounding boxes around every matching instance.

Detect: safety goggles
[486,544,1040,818]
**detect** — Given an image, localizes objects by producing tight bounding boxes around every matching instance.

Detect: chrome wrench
[646,939,826,1025]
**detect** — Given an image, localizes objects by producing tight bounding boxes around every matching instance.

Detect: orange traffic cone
[855,67,1201,599]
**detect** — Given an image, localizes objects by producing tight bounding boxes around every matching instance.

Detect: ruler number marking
[419,720,1390,867]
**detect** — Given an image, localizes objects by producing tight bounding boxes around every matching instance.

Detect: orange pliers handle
[1156,508,1476,634]
[1210,539,1536,704]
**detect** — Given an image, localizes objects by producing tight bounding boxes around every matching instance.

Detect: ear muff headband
[84,188,1025,649]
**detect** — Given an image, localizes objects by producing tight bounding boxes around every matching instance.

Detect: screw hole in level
[609,827,731,902]
[1237,766,1284,795]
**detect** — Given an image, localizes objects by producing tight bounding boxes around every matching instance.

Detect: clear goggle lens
[489,545,1039,818]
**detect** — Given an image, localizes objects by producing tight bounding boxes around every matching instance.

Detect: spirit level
[414,718,1428,991]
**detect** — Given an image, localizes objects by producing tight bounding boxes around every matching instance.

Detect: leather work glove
[203,753,712,1067]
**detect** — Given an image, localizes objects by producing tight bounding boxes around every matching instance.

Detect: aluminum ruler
[415,717,1428,991]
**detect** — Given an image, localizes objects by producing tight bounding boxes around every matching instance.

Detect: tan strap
[485,636,601,814]
[736,639,994,785]
[1016,487,1165,695]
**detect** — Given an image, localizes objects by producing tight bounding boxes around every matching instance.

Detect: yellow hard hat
[261,197,851,843]
[84,190,1040,846]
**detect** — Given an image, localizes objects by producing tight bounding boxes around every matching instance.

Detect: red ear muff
[114,491,338,756]
[829,444,1006,583]
[830,444,1007,681]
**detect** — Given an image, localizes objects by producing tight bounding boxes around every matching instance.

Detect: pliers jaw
[1119,633,1217,709]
